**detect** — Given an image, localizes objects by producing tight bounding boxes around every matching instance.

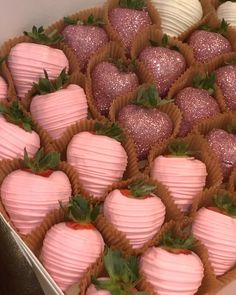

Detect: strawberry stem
[160,229,195,250]
[64,14,104,27]
[167,140,195,157]
[119,0,145,10]
[127,179,156,198]
[94,122,125,142]
[213,194,236,217]
[192,73,215,95]
[24,26,64,45]
[109,58,137,73]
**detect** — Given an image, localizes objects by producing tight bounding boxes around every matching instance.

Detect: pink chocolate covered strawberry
[91,59,139,116]
[42,196,104,291]
[1,148,72,235]
[0,56,7,101]
[30,69,88,139]
[118,85,173,160]
[0,101,40,160]
[104,179,166,249]
[188,20,232,63]
[193,193,236,275]
[175,73,220,137]
[62,15,109,72]
[8,26,69,98]
[108,0,152,51]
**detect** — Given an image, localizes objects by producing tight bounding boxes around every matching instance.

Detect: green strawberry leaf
[109,58,137,73]
[149,39,159,47]
[160,229,195,250]
[64,14,105,26]
[200,19,229,34]
[162,34,169,47]
[0,55,8,65]
[213,194,236,217]
[167,140,195,157]
[128,179,156,198]
[224,56,236,65]
[119,0,145,10]
[24,25,64,45]
[226,123,236,134]
[192,72,216,95]
[64,17,79,25]
[95,122,126,142]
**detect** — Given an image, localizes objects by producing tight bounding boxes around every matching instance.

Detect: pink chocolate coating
[109,8,152,51]
[0,76,7,101]
[139,46,186,97]
[42,222,104,291]
[0,115,40,160]
[104,189,166,248]
[30,84,88,139]
[8,42,69,98]
[193,207,236,276]
[216,65,236,111]
[151,156,207,212]
[1,170,72,235]
[67,132,128,198]
[140,247,204,295]
[86,278,110,295]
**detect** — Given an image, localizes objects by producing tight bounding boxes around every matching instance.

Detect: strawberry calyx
[192,72,216,95]
[226,123,236,134]
[149,35,180,52]
[94,122,126,142]
[120,179,156,199]
[24,25,64,45]
[119,0,146,10]
[134,85,173,109]
[199,19,229,34]
[209,194,236,217]
[167,140,195,157]
[224,56,236,66]
[0,55,8,65]
[64,14,105,27]
[22,168,54,177]
[109,58,137,73]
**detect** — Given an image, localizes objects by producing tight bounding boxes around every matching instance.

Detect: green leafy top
[149,35,180,51]
[133,85,173,109]
[66,195,100,223]
[0,101,34,132]
[192,72,216,95]
[64,14,105,26]
[213,194,236,217]
[226,123,236,134]
[109,58,137,73]
[224,56,236,65]
[94,122,125,142]
[24,148,60,173]
[33,69,69,95]
[160,229,195,250]
[0,55,8,65]
[24,26,64,45]
[167,140,195,157]
[119,0,145,10]
[127,179,156,198]
[200,19,229,34]
[92,248,147,295]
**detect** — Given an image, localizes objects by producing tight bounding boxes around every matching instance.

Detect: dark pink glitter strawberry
[91,60,139,116]
[216,64,236,111]
[118,85,173,159]
[206,128,236,180]
[62,15,109,72]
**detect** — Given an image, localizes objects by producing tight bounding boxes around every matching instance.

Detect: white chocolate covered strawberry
[30,70,88,139]
[193,193,236,276]
[42,196,104,291]
[0,101,40,160]
[1,148,72,235]
[8,26,69,98]
[217,1,236,28]
[104,180,165,249]
[67,122,128,198]
[140,229,204,295]
[151,141,207,212]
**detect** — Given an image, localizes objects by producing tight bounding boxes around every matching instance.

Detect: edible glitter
[175,87,220,137]
[207,128,236,180]
[92,61,139,116]
[139,46,186,97]
[118,104,173,160]
[62,25,109,72]
[188,30,232,63]
[216,65,236,111]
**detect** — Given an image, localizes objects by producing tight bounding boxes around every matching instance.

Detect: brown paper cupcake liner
[85,41,154,120]
[0,58,17,101]
[228,168,236,192]
[104,0,161,53]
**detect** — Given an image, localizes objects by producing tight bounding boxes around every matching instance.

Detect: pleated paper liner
[85,41,154,121]
[228,168,236,192]
[137,219,218,295]
[94,174,183,256]
[103,0,161,53]
[0,58,17,101]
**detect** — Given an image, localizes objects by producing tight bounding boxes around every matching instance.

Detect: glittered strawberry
[42,196,104,291]
[62,15,109,72]
[188,20,232,63]
[118,85,173,160]
[0,56,8,101]
[215,62,236,111]
[91,59,139,116]
[108,0,152,51]
[206,126,236,180]
[175,73,220,137]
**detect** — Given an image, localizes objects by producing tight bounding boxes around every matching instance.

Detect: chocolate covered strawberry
[87,248,144,295]
[118,85,173,160]
[67,122,128,198]
[108,0,152,51]
[62,15,109,72]
[30,69,88,139]
[8,26,69,98]
[0,56,7,101]
[1,148,72,235]
[216,63,236,111]
[0,101,40,160]
[140,228,204,295]
[42,196,104,291]
[104,179,166,249]
[193,193,236,275]
[175,73,220,137]
[206,127,236,180]
[139,43,186,97]
[151,140,207,212]
[188,20,232,63]
[91,59,139,116]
